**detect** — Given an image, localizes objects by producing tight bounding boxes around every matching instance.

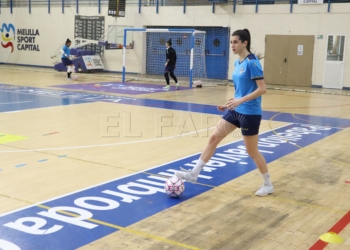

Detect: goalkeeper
[163,39,179,90]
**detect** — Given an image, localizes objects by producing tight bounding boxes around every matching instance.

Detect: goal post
[122,28,207,87]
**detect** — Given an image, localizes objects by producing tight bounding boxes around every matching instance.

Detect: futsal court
[0,67,349,249]
[1,0,350,249]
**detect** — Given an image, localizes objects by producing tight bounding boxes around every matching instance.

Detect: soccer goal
[122,28,209,87]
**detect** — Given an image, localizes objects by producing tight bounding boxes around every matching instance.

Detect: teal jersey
[61,45,70,59]
[232,53,264,115]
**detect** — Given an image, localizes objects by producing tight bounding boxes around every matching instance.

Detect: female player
[61,38,75,80]
[163,39,179,90]
[176,29,273,196]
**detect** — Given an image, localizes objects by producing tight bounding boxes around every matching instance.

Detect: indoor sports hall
[1,0,350,249]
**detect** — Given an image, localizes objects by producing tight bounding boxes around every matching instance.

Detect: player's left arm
[238,79,266,103]
[226,80,266,110]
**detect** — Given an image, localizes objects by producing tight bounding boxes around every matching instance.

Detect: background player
[61,38,75,80]
[163,39,179,90]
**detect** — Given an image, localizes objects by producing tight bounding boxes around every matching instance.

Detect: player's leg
[163,68,170,90]
[63,57,74,80]
[62,58,71,79]
[169,71,179,90]
[241,115,273,196]
[176,116,237,182]
[70,64,77,79]
[66,66,71,79]
[68,64,75,79]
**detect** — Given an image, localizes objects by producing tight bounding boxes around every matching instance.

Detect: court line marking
[268,113,350,248]
[0,87,135,103]
[15,164,26,168]
[1,114,348,248]
[309,210,350,250]
[292,114,350,129]
[0,101,33,105]
[1,67,350,96]
[270,113,350,169]
[38,204,203,250]
[265,102,350,110]
[0,121,343,154]
[4,111,22,113]
[43,132,59,136]
[0,125,221,153]
[0,123,291,217]
[0,122,347,221]
[0,194,202,249]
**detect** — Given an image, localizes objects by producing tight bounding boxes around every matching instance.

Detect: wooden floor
[1,67,350,249]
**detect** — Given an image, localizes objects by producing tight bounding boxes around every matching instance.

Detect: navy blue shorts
[165,65,175,73]
[222,110,262,136]
[62,58,73,66]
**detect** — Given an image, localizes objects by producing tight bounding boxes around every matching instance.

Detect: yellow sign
[0,133,28,144]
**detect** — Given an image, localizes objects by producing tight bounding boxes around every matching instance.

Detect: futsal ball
[73,74,78,81]
[193,80,202,88]
[164,176,185,198]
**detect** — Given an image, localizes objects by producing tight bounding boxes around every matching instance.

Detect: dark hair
[232,29,251,53]
[167,39,172,46]
[65,38,71,45]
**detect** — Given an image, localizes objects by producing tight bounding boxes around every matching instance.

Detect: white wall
[1,3,350,87]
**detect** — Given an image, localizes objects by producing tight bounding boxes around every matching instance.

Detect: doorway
[264,35,315,87]
[323,35,345,89]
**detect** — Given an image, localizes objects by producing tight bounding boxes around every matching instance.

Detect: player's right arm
[217,98,234,112]
[61,46,69,58]
[165,49,170,66]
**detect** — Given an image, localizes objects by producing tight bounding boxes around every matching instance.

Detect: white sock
[262,172,272,186]
[191,158,206,177]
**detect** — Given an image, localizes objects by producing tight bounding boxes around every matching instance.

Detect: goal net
[122,28,210,87]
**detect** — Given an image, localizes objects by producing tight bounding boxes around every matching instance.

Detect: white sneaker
[175,167,197,182]
[255,184,274,196]
[163,85,170,90]
[67,77,72,81]
[176,83,180,90]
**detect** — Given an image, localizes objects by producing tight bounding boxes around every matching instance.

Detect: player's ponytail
[232,29,251,53]
[243,29,251,53]
[65,38,71,45]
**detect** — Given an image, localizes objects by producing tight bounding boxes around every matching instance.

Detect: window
[327,35,345,61]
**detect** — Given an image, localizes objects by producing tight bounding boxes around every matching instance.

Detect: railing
[0,0,349,14]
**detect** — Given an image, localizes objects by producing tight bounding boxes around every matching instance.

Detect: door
[203,27,230,80]
[264,35,315,87]
[287,35,314,86]
[264,35,289,85]
[324,35,345,89]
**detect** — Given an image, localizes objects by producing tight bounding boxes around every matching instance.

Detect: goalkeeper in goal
[163,39,179,90]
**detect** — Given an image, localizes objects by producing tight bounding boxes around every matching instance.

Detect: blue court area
[0,83,350,249]
[0,89,89,112]
[51,82,191,95]
[0,83,349,128]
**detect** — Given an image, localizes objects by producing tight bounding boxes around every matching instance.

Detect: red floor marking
[43,132,59,136]
[309,210,350,249]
